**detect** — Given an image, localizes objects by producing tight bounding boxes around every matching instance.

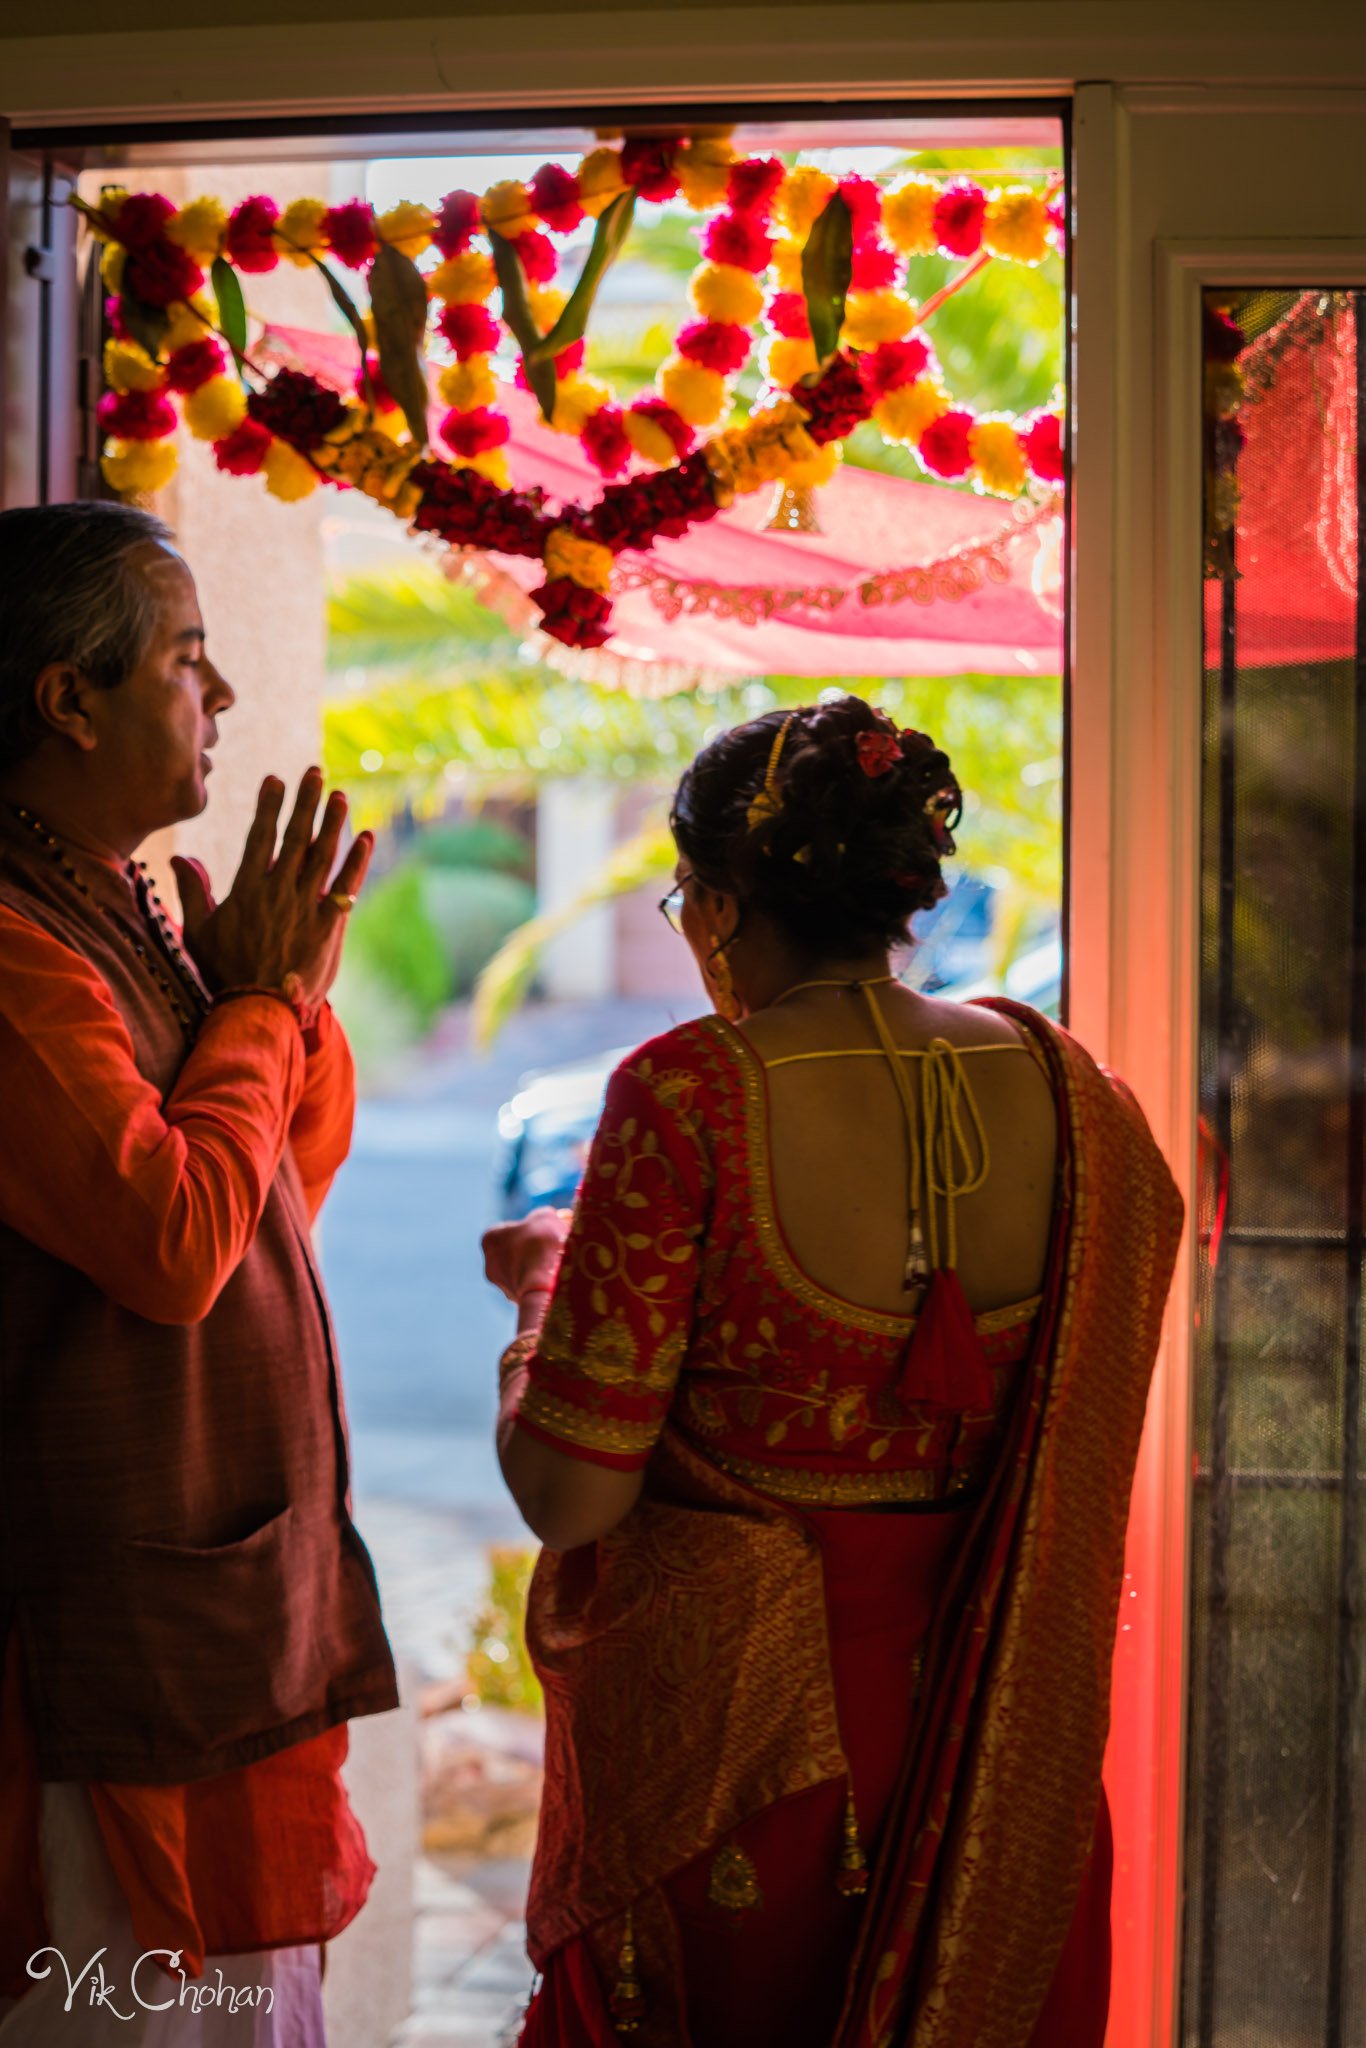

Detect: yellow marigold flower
[167,196,227,262]
[659,357,727,429]
[776,166,837,240]
[969,418,1028,495]
[275,196,329,267]
[551,375,611,435]
[882,179,938,257]
[688,262,763,327]
[103,338,164,395]
[983,188,1051,266]
[262,440,319,501]
[161,296,214,353]
[676,135,735,211]
[544,526,614,595]
[437,356,496,411]
[842,289,916,351]
[785,442,839,489]
[481,179,536,240]
[88,187,130,242]
[623,409,678,468]
[429,250,495,305]
[101,436,178,496]
[461,447,511,489]
[376,200,435,260]
[183,376,247,442]
[705,401,818,501]
[767,337,819,390]
[771,239,805,292]
[576,148,626,221]
[873,378,948,446]
[529,286,567,331]
[101,244,126,291]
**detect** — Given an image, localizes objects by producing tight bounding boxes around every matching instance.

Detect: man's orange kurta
[0,842,393,1997]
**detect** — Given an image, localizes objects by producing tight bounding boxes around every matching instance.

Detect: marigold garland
[84,142,1065,649]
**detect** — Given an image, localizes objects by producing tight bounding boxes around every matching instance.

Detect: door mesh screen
[1184,289,1366,2047]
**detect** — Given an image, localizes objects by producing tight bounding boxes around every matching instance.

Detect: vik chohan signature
[26,1946,275,2019]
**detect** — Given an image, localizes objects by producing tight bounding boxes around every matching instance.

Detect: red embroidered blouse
[516,1017,1040,1508]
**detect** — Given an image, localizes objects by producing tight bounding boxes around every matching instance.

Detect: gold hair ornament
[745,713,797,833]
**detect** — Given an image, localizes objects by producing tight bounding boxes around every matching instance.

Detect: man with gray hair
[0,501,397,2044]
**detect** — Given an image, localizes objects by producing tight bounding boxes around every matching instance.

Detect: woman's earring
[706,934,741,1022]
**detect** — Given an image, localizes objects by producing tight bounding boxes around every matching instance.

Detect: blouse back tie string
[762,975,997,1413]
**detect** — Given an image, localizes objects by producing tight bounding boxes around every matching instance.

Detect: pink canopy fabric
[267,324,1063,678]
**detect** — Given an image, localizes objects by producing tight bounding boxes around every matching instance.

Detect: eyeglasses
[658,871,694,934]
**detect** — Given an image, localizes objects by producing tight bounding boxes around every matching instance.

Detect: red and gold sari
[511,1000,1183,2048]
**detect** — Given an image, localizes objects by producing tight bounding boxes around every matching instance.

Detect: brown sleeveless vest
[0,811,398,1783]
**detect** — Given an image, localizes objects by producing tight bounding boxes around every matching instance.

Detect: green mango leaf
[369,242,432,448]
[531,188,637,364]
[210,257,249,380]
[117,290,170,362]
[490,229,559,422]
[802,191,854,366]
[301,251,374,409]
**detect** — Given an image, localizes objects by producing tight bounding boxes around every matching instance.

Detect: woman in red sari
[483,697,1183,2048]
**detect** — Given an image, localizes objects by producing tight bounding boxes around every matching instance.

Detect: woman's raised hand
[171,767,373,1001]
[482,1207,573,1306]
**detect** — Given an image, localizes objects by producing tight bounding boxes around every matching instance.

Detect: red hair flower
[433,189,480,258]
[703,212,773,274]
[225,196,280,274]
[164,337,226,393]
[322,200,377,270]
[932,181,986,258]
[529,163,584,235]
[768,291,811,341]
[97,388,177,440]
[728,156,785,218]
[676,319,751,377]
[581,405,633,480]
[838,175,882,242]
[212,418,273,475]
[917,408,975,478]
[619,139,681,203]
[858,336,931,402]
[439,406,511,458]
[856,730,901,778]
[124,241,202,308]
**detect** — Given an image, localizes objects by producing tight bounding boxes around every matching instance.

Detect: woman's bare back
[737,986,1059,1318]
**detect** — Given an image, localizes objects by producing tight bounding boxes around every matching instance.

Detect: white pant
[0,1781,327,2046]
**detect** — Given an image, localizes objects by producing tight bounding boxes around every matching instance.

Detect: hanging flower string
[82,142,1064,649]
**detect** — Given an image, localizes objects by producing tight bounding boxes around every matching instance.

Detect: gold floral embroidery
[707,1448,952,1506]
[517,1387,662,1457]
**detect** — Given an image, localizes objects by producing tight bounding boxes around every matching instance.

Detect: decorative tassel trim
[836,1788,869,1896]
[610,1906,646,2033]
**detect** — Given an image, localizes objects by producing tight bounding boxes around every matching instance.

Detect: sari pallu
[519,1004,1183,2048]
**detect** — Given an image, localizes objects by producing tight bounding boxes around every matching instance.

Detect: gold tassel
[610,1906,646,2034]
[836,1788,869,1896]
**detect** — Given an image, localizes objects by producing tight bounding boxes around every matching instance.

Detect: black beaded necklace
[12,805,212,1043]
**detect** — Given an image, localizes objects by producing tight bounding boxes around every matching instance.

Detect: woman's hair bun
[670,694,962,955]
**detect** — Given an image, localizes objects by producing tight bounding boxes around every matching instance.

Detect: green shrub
[344,863,452,1029]
[419,867,536,997]
[416,819,532,877]
[465,1546,542,1715]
